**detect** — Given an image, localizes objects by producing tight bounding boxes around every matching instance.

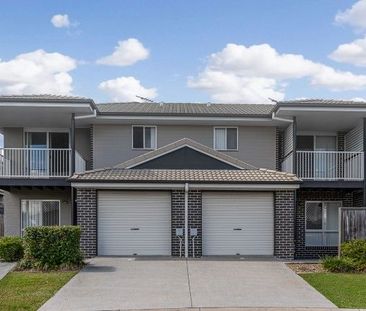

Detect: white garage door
[203,192,274,256]
[98,191,171,256]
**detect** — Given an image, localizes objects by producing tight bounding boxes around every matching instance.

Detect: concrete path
[0,262,16,280]
[40,257,336,311]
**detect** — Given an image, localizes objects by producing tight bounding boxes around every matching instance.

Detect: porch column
[292,116,297,174]
[363,118,366,206]
[71,113,75,175]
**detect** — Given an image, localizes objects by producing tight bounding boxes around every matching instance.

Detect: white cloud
[51,14,71,28]
[188,43,366,104]
[0,49,76,95]
[329,36,366,67]
[98,76,157,102]
[335,0,366,31]
[97,38,149,66]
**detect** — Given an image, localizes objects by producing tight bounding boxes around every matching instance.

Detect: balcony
[0,148,86,178]
[296,151,364,181]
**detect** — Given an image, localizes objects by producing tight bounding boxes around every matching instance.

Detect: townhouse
[0,95,364,259]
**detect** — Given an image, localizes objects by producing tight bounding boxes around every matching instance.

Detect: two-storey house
[0,95,364,260]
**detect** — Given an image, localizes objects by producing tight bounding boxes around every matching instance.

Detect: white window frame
[23,128,71,149]
[213,127,238,151]
[20,199,61,235]
[132,125,157,150]
[305,200,342,247]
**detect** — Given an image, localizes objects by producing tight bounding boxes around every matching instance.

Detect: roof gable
[115,138,257,170]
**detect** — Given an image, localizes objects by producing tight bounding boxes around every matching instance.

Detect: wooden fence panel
[340,208,366,242]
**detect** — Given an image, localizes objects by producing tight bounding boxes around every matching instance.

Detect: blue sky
[0,0,366,104]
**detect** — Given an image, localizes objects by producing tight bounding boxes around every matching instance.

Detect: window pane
[215,128,226,150]
[325,202,341,230]
[133,127,144,148]
[315,136,336,151]
[306,202,323,230]
[42,201,59,226]
[21,200,60,234]
[144,127,156,149]
[150,127,156,149]
[296,136,314,151]
[227,128,238,150]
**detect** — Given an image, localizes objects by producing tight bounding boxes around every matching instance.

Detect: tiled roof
[96,102,275,117]
[278,99,366,106]
[71,168,300,183]
[0,94,94,103]
[116,138,256,170]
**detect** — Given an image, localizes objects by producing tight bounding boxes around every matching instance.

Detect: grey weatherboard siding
[92,124,276,170]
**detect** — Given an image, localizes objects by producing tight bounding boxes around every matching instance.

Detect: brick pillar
[171,190,202,257]
[188,190,202,258]
[274,190,295,260]
[76,188,97,258]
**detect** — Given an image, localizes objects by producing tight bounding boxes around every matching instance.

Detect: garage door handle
[130,228,140,231]
[233,228,242,231]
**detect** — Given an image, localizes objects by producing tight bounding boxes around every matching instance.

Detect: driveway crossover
[40,257,335,311]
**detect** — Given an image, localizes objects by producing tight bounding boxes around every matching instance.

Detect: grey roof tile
[96,102,275,117]
[71,168,300,183]
[278,99,366,106]
[0,94,94,104]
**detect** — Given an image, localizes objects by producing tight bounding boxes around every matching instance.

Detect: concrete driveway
[40,257,335,311]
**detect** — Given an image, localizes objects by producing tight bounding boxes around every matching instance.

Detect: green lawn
[301,273,366,308]
[0,271,77,311]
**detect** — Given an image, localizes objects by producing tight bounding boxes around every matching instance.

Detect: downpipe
[184,183,189,258]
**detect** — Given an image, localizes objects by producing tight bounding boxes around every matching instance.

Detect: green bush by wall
[21,226,83,270]
[0,236,24,262]
[322,239,366,273]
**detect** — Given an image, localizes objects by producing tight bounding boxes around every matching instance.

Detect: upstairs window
[132,126,157,149]
[214,127,238,151]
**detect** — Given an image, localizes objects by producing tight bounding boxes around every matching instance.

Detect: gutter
[74,109,97,120]
[271,112,293,123]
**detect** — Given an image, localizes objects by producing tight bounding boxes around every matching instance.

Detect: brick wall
[274,191,295,260]
[295,189,353,259]
[76,188,97,258]
[353,190,364,207]
[276,128,284,171]
[171,190,202,257]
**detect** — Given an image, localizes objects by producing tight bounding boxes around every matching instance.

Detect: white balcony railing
[0,148,86,178]
[296,151,364,180]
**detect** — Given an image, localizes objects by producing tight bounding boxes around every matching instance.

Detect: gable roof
[71,168,300,184]
[115,138,257,170]
[96,102,275,117]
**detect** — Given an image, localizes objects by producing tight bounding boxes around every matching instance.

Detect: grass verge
[0,271,77,311]
[301,272,366,308]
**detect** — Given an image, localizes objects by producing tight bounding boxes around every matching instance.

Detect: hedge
[322,239,366,273]
[20,226,83,270]
[0,236,24,262]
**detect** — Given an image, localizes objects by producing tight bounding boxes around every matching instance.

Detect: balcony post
[71,113,75,175]
[292,116,297,174]
[363,118,366,205]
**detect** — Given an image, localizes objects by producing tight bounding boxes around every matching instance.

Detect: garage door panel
[98,191,171,256]
[203,192,274,256]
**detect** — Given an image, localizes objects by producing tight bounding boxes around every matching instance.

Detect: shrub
[21,226,83,270]
[322,239,366,273]
[341,239,366,262]
[322,256,357,273]
[0,236,24,262]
